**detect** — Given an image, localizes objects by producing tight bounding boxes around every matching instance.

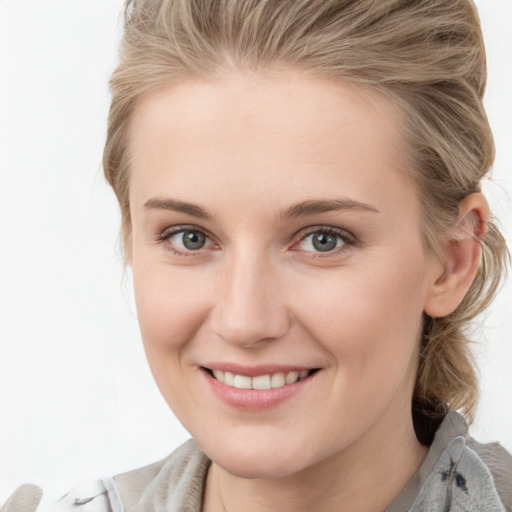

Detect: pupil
[183,230,206,250]
[312,232,337,252]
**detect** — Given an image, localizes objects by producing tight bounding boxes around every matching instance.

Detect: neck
[203,408,428,512]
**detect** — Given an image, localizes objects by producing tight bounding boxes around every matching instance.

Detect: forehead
[128,69,413,216]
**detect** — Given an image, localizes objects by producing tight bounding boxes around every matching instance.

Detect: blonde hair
[103,0,509,432]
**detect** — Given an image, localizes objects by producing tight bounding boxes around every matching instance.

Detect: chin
[197,433,321,480]
[215,452,308,480]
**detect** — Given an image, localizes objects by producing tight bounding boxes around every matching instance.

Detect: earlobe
[424,193,489,318]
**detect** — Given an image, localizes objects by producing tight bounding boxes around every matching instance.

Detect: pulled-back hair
[103,0,509,431]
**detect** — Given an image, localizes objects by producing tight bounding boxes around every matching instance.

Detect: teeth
[285,371,299,384]
[211,369,311,389]
[233,375,252,389]
[271,372,285,388]
[252,374,272,390]
[213,370,224,381]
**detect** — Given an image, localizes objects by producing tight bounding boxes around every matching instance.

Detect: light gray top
[2,411,511,511]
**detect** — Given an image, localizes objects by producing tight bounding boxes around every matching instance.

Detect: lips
[209,368,312,389]
[201,365,320,410]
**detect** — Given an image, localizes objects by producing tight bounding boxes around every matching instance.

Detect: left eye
[297,229,350,253]
[158,226,352,256]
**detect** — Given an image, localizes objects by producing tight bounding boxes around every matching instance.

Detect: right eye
[159,227,214,256]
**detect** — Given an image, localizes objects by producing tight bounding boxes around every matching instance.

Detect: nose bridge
[211,246,290,348]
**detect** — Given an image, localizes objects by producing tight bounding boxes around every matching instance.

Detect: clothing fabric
[2,411,511,511]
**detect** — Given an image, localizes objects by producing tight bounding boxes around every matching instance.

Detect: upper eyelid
[157,226,215,256]
[157,224,356,250]
[300,225,353,237]
[295,225,356,245]
[159,224,213,240]
[158,224,353,237]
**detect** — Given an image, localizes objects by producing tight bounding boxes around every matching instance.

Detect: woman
[2,0,511,510]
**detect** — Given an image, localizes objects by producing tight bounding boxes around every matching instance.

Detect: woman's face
[128,70,442,478]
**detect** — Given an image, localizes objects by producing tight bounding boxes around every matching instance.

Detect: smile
[200,365,321,410]
[209,369,314,390]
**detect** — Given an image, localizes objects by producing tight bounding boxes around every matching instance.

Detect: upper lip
[201,363,318,377]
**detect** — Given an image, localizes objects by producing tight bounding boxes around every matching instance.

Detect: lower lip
[202,369,318,410]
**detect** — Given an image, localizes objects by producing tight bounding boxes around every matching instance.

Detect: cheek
[294,259,426,375]
[132,259,209,356]
[131,260,213,414]
[291,262,427,442]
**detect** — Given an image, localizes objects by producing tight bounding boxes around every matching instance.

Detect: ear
[424,193,489,318]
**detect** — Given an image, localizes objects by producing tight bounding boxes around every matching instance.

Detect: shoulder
[421,412,512,512]
[389,411,512,512]
[113,438,210,511]
[1,480,112,512]
[402,435,510,512]
[1,440,209,512]
[467,438,512,511]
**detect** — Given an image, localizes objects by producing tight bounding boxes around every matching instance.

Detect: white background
[0,0,511,505]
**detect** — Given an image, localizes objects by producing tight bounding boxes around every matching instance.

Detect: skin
[127,69,487,512]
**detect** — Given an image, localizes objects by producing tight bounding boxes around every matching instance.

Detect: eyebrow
[279,199,379,220]
[143,197,379,220]
[144,197,213,219]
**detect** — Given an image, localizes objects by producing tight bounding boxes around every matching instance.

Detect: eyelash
[294,227,356,256]
[156,225,356,258]
[157,225,214,257]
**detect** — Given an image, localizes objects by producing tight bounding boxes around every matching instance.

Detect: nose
[210,251,291,349]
